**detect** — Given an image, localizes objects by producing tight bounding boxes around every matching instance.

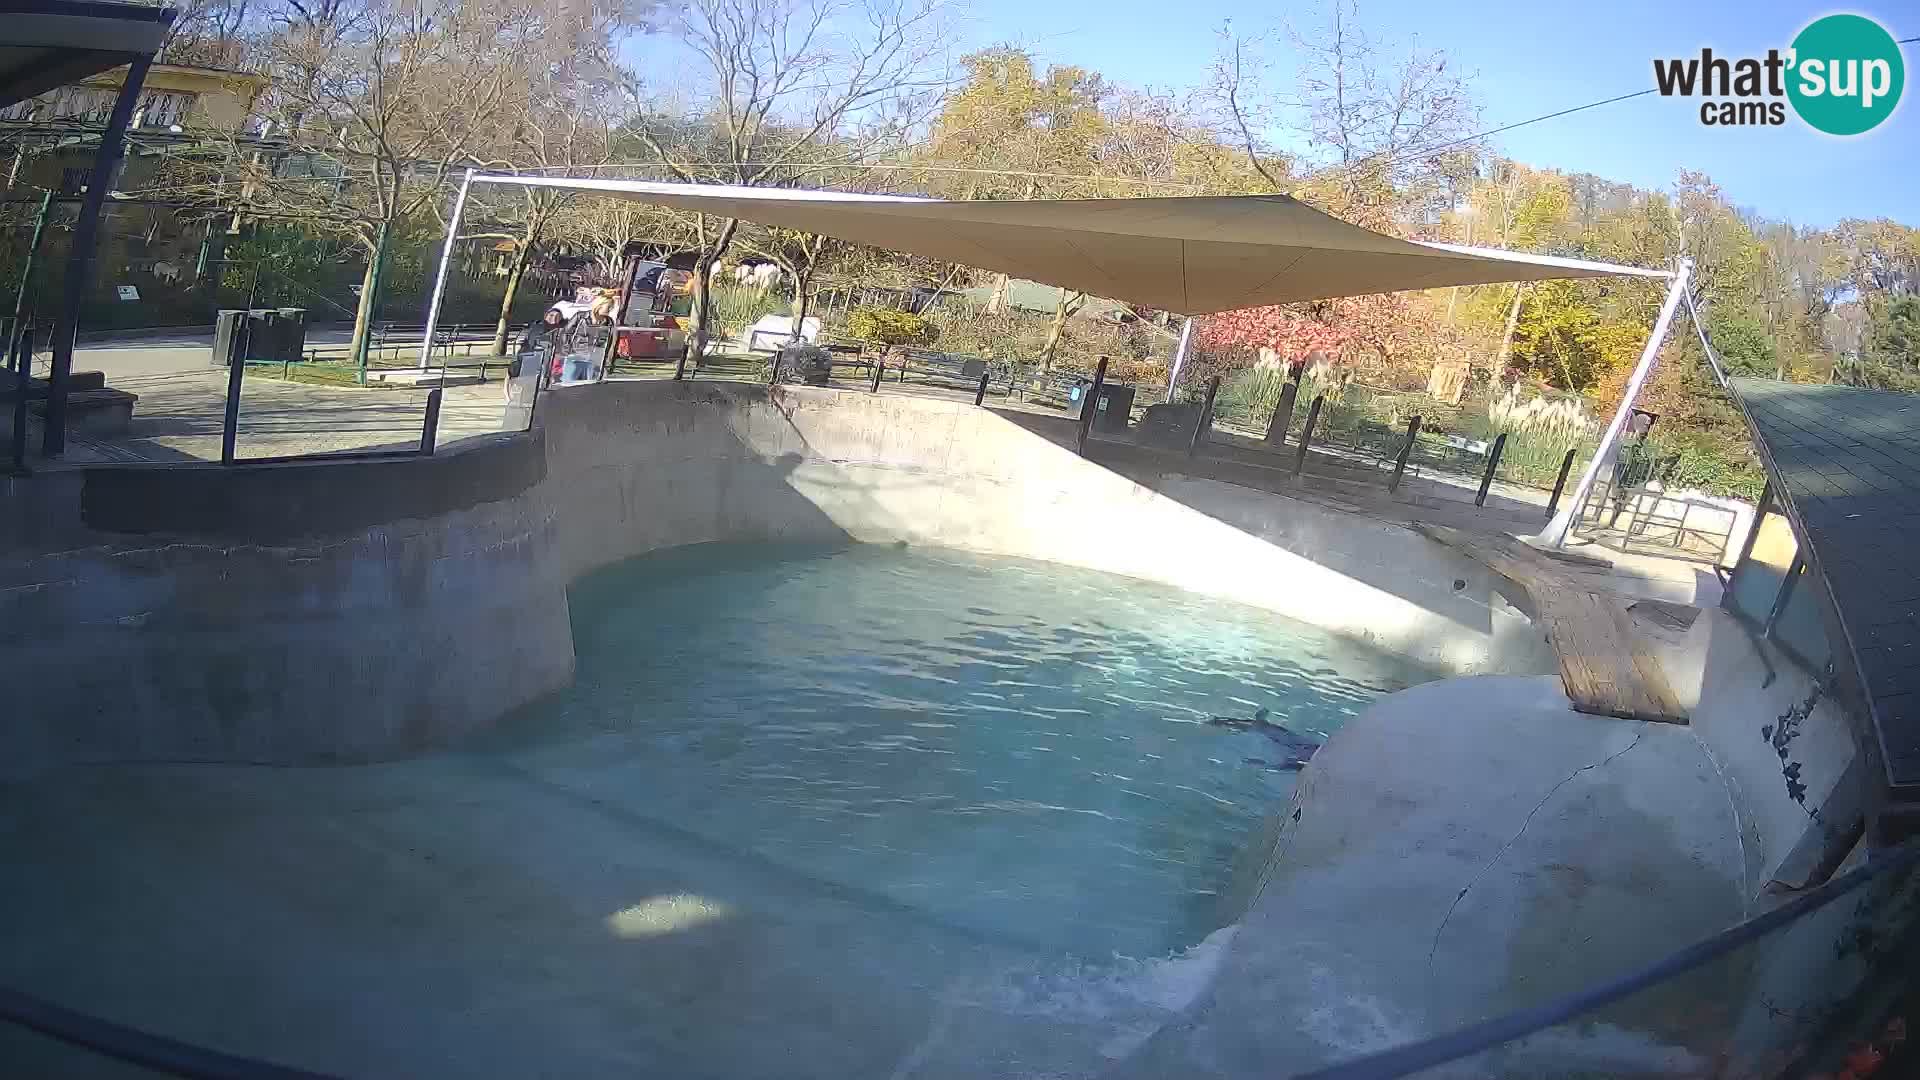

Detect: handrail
[0,986,340,1080]
[6,839,1911,1079]
[1297,837,1920,1080]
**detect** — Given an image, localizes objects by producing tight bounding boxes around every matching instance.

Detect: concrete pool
[0,542,1434,1076]
[0,379,1874,1077]
[492,542,1432,959]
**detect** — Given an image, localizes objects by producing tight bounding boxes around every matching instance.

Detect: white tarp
[475,175,1668,315]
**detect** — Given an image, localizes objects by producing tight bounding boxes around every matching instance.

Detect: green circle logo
[1787,14,1904,135]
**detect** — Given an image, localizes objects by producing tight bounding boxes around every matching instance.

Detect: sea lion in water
[1209,707,1320,771]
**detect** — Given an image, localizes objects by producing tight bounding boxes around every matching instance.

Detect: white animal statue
[152,260,182,284]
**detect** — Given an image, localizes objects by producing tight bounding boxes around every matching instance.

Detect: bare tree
[468,45,642,353]
[641,0,952,367]
[183,0,534,368]
[1203,29,1291,192]
[1207,0,1479,227]
[1038,288,1087,371]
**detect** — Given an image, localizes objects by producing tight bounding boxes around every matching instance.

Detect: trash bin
[211,309,247,367]
[775,344,833,386]
[275,307,307,365]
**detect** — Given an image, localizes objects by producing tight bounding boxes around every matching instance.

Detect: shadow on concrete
[986,406,1539,642]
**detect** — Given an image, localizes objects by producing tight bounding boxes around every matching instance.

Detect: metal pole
[602,250,643,380]
[1475,433,1508,507]
[11,189,52,324]
[1389,415,1422,492]
[1545,260,1690,547]
[9,331,29,472]
[1165,315,1194,403]
[1544,448,1578,521]
[1187,375,1221,457]
[1293,395,1324,476]
[1731,482,1772,570]
[973,370,990,406]
[1763,554,1806,637]
[419,168,474,370]
[419,388,443,455]
[1680,286,1729,389]
[220,323,247,465]
[1266,380,1299,447]
[1076,357,1109,456]
[45,54,152,457]
[869,353,884,392]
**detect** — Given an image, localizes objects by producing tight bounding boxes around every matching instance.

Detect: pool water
[488,543,1434,960]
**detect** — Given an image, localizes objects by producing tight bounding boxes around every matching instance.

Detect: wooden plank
[1607,596,1688,723]
[1411,522,1689,725]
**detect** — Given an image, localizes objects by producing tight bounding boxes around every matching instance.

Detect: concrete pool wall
[1,379,1551,775]
[0,378,1883,1077]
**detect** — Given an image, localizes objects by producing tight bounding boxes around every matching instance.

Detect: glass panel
[1728,510,1799,625]
[1773,563,1833,670]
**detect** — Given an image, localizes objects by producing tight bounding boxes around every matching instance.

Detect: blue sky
[955,0,1917,226]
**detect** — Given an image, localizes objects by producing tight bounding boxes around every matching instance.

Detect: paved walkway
[46,331,521,464]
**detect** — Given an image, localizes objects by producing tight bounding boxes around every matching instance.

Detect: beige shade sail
[478,175,1668,315]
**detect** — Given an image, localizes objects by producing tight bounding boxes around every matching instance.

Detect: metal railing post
[1475,433,1508,507]
[1076,356,1109,457]
[219,317,249,466]
[869,354,884,392]
[9,329,29,472]
[973,370,990,406]
[1389,415,1422,492]
[1266,380,1299,447]
[1544,448,1579,521]
[1292,395,1324,475]
[419,388,443,455]
[1187,375,1221,457]
[1763,554,1806,637]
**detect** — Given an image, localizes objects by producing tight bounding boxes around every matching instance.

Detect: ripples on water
[490,543,1433,959]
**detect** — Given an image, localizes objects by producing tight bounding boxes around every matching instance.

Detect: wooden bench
[1009,370,1084,408]
[897,349,989,389]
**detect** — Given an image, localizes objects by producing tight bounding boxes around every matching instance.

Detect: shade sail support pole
[1165,315,1193,402]
[45,54,152,456]
[1544,259,1690,548]
[419,168,474,370]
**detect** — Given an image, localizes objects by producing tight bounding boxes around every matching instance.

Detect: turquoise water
[491,543,1433,960]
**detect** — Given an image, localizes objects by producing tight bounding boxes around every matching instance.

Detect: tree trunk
[685,217,740,368]
[348,219,391,382]
[351,253,376,363]
[1039,290,1083,372]
[492,249,530,356]
[790,267,814,342]
[985,273,1010,315]
[1495,283,1526,370]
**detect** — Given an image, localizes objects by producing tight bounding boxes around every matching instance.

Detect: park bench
[895,348,989,389]
[1013,369,1088,409]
